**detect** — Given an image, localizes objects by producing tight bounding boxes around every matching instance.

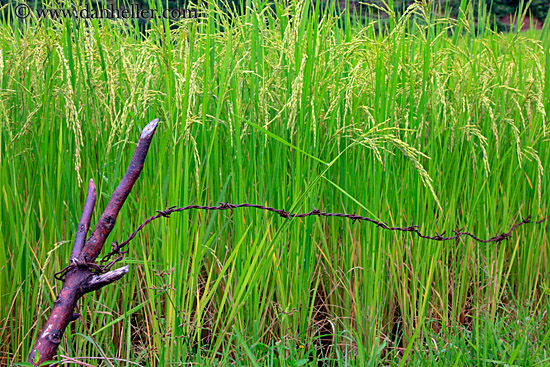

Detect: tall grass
[1,0,549,365]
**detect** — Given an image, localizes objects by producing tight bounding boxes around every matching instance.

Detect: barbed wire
[54,203,549,281]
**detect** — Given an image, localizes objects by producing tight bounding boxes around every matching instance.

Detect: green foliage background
[3,0,549,25]
[1,0,549,365]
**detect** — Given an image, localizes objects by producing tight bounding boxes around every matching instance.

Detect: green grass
[1,0,549,365]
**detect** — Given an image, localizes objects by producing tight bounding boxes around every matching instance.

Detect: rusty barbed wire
[54,203,550,281]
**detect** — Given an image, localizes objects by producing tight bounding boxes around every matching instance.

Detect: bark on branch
[27,118,159,365]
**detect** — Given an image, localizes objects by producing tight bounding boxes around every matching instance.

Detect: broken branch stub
[69,179,97,262]
[27,118,159,366]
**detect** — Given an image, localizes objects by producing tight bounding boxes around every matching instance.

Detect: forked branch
[27,118,159,366]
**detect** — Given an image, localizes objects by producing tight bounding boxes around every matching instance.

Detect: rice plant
[1,0,548,365]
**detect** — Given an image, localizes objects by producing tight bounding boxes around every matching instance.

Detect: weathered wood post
[27,118,159,365]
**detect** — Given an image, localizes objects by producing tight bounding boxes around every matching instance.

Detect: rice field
[1,0,549,365]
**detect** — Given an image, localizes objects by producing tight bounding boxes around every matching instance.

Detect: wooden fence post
[27,118,159,365]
